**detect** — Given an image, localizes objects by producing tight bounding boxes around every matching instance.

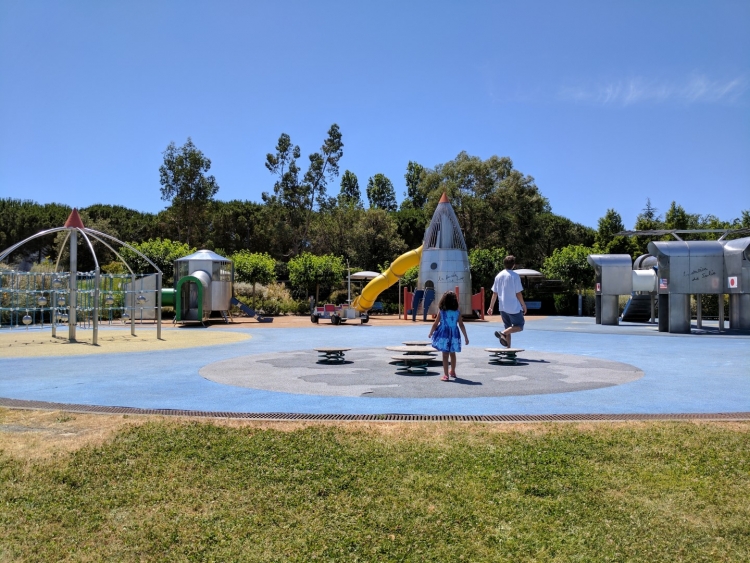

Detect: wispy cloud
[559,74,747,106]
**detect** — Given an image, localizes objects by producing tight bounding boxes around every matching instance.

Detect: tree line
[2,126,747,311]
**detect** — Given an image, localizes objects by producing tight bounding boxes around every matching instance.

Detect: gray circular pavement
[200,347,644,399]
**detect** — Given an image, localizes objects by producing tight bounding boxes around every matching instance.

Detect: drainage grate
[1,397,748,422]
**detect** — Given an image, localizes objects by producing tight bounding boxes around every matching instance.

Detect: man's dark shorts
[501,311,525,330]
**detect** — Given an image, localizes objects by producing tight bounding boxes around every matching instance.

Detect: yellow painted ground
[0,327,250,358]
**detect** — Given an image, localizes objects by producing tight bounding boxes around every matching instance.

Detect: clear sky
[1,0,748,229]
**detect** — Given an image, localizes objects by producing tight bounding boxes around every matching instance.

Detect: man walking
[486,255,527,348]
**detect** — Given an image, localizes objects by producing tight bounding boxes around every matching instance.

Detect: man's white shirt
[492,269,523,314]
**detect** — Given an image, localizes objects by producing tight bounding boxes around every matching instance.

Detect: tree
[416,152,549,266]
[159,138,219,247]
[401,161,427,210]
[632,198,663,256]
[595,208,636,256]
[206,200,276,256]
[231,251,276,307]
[263,125,344,255]
[534,213,596,261]
[401,265,419,289]
[468,247,507,294]
[664,201,698,231]
[0,199,70,263]
[338,170,362,208]
[287,252,345,303]
[541,245,595,292]
[119,238,196,286]
[366,174,397,211]
[303,124,344,210]
[347,209,406,272]
[393,207,429,250]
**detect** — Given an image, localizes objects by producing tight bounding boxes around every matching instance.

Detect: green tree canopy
[366,174,397,211]
[468,247,508,294]
[401,265,419,289]
[541,245,595,291]
[159,138,219,247]
[347,209,407,272]
[0,199,71,263]
[263,126,344,255]
[338,170,362,208]
[401,161,427,210]
[231,251,276,306]
[120,238,196,287]
[595,208,637,256]
[417,152,549,266]
[664,201,698,230]
[287,252,345,302]
[232,251,276,285]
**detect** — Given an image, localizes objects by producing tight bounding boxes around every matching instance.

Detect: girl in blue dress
[428,291,469,381]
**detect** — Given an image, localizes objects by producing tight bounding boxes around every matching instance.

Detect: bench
[391,354,435,374]
[314,347,351,364]
[485,348,524,366]
[526,301,542,310]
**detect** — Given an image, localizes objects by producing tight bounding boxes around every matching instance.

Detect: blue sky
[1,0,748,229]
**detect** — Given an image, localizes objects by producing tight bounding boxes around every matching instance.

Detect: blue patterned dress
[431,309,462,353]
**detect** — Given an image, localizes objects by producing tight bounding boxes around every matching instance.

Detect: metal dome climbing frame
[0,209,163,344]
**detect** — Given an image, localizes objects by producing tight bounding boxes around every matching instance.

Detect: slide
[352,246,422,312]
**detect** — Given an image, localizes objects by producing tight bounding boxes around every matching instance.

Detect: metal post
[130,274,136,336]
[69,230,77,342]
[157,272,162,339]
[577,291,582,316]
[650,293,655,324]
[51,289,57,338]
[595,295,602,324]
[668,293,690,334]
[696,294,702,329]
[718,294,725,332]
[93,268,99,345]
[658,294,669,332]
[398,278,401,318]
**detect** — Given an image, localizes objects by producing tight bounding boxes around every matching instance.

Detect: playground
[1,202,749,420]
[1,314,748,419]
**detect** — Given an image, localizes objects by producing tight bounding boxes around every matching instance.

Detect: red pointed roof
[439,192,450,204]
[64,208,85,229]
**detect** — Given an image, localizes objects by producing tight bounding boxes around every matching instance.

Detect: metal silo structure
[174,250,233,324]
[418,193,473,315]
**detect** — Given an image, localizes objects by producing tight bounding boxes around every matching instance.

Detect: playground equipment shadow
[0,316,747,418]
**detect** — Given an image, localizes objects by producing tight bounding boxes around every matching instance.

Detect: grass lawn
[0,415,748,562]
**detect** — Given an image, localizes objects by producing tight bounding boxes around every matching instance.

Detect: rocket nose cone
[438,192,450,204]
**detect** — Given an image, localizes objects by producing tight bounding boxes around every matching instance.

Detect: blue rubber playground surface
[1,317,748,417]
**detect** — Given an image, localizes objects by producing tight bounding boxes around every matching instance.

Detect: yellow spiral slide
[352,246,423,312]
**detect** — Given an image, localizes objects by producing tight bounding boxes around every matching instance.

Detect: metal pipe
[0,227,69,263]
[54,230,71,273]
[51,289,57,338]
[69,230,77,341]
[156,272,162,339]
[130,273,136,336]
[93,268,99,345]
[718,295,725,332]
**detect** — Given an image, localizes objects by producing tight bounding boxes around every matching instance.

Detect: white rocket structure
[417,193,473,315]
